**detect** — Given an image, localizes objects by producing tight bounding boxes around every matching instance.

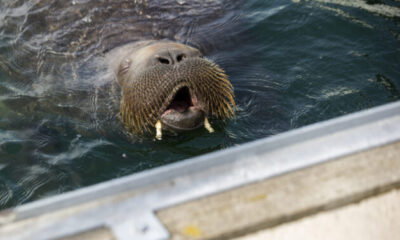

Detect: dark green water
[0,0,399,209]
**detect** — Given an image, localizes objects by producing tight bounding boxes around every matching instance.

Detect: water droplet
[82,16,92,23]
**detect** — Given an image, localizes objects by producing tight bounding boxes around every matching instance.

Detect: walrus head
[112,40,235,138]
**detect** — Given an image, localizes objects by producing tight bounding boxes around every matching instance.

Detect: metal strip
[1,101,400,240]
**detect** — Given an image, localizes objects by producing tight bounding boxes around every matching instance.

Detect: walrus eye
[176,54,186,62]
[157,57,170,64]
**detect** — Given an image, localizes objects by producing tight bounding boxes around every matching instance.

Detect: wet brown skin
[107,40,235,135]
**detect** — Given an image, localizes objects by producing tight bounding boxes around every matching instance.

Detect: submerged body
[0,0,238,139]
[1,0,400,210]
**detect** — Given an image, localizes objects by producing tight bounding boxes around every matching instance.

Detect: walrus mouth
[160,86,205,131]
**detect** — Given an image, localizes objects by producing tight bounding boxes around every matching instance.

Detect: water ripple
[36,138,113,165]
[0,0,399,209]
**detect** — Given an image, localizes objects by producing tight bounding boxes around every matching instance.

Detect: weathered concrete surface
[1,141,399,240]
[157,141,400,240]
[234,189,400,240]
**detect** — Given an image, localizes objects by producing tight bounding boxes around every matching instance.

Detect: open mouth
[160,86,205,131]
[165,87,193,113]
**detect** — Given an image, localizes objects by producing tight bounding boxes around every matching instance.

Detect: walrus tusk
[155,120,162,140]
[204,117,214,133]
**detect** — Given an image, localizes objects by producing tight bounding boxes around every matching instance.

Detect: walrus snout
[160,86,205,131]
[155,47,202,66]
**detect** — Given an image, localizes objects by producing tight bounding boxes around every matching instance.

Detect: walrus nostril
[176,54,186,62]
[157,57,170,64]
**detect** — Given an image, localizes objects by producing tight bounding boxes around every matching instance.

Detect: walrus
[107,40,235,139]
[0,0,239,140]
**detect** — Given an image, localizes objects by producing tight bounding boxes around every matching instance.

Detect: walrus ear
[118,58,131,76]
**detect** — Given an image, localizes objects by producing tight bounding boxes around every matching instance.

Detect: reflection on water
[0,0,399,209]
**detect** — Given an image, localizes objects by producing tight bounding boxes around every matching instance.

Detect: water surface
[0,0,399,209]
